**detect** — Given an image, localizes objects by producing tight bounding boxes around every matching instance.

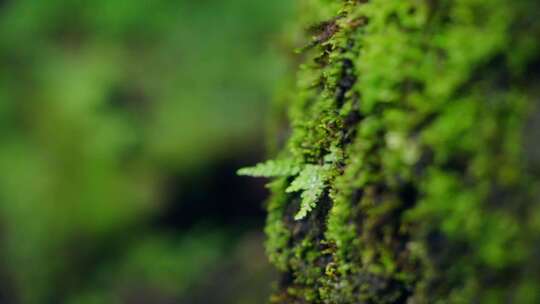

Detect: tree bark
[264,1,540,303]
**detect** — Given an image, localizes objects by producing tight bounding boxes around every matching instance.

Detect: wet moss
[246,0,540,303]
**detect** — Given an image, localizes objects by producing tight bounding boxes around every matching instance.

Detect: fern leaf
[286,165,329,220]
[237,159,300,177]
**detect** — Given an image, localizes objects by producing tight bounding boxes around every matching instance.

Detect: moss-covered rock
[241,0,540,303]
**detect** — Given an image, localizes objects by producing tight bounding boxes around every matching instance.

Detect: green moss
[241,0,540,302]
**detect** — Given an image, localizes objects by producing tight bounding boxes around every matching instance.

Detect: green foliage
[238,159,301,177]
[240,145,344,220]
[239,160,332,220]
[0,0,293,303]
[253,0,540,303]
[66,231,226,304]
[286,164,331,220]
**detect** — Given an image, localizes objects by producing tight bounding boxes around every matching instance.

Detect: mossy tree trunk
[252,0,540,303]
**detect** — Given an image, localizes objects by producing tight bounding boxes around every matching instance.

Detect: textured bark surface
[259,0,540,303]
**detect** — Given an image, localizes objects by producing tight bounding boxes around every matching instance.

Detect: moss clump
[242,0,540,303]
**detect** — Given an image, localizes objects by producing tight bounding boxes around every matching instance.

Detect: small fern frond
[237,159,301,177]
[286,165,330,220]
[239,156,337,220]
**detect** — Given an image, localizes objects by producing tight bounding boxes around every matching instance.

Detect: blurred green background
[0,1,294,303]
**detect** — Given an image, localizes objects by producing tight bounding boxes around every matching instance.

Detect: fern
[237,159,301,177]
[238,158,333,220]
[286,164,331,220]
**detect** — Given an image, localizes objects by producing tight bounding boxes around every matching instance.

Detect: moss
[242,0,540,303]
